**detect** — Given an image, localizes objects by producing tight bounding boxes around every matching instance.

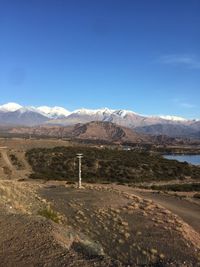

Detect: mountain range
[0,102,199,139]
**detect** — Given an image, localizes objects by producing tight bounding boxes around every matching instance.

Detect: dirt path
[135,191,200,233]
[110,185,200,233]
[0,149,14,170]
[0,147,33,180]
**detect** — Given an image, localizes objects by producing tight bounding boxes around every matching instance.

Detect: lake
[164,154,200,166]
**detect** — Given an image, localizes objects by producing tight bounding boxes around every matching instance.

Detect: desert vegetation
[38,206,61,223]
[147,183,200,192]
[155,145,200,155]
[26,146,200,183]
[9,154,24,170]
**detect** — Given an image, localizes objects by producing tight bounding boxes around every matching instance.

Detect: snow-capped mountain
[53,108,116,126]
[113,109,137,117]
[0,102,199,138]
[159,115,187,122]
[47,107,191,130]
[0,103,47,126]
[0,103,72,125]
[37,106,71,118]
[0,102,22,112]
[1,102,192,124]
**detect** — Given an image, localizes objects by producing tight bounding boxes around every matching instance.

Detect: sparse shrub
[38,206,60,223]
[3,166,12,175]
[151,183,200,192]
[100,181,111,184]
[193,193,200,199]
[9,154,24,170]
[66,181,76,185]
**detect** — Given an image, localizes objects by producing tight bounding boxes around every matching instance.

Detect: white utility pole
[76,153,83,188]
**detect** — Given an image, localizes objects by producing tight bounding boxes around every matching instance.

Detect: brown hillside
[5,121,151,144]
[71,121,150,143]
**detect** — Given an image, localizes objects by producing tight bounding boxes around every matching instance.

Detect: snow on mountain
[96,108,115,115]
[0,102,194,127]
[73,108,115,115]
[0,103,71,118]
[70,108,96,115]
[0,102,22,112]
[113,110,138,117]
[0,106,49,126]
[17,106,39,114]
[72,108,138,118]
[37,106,71,118]
[159,115,187,122]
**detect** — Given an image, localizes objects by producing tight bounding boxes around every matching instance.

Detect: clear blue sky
[0,0,200,118]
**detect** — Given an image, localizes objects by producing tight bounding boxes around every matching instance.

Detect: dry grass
[0,180,44,214]
[38,206,61,223]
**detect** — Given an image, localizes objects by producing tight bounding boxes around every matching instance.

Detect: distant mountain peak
[73,108,115,115]
[159,115,187,122]
[37,106,71,118]
[0,102,194,122]
[113,109,138,117]
[0,102,22,112]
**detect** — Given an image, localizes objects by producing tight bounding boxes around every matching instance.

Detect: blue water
[164,155,200,166]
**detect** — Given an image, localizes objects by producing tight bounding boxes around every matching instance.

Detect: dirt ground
[0,180,123,267]
[105,185,200,234]
[129,189,200,233]
[0,212,122,267]
[0,138,200,266]
[39,183,200,266]
[0,138,71,150]
[0,179,199,266]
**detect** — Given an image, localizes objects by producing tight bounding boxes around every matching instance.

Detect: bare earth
[131,189,200,233]
[107,185,200,233]
[39,183,200,266]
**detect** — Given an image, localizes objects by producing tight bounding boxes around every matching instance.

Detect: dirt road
[111,185,200,233]
[136,191,200,232]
